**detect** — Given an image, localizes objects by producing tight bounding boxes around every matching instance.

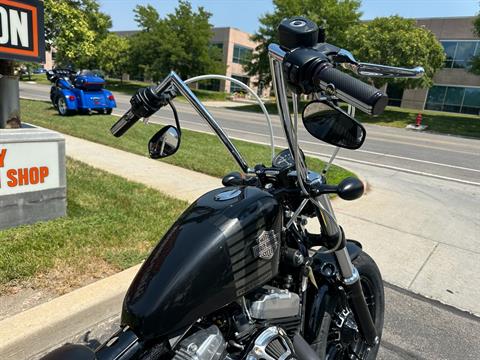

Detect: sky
[99,0,479,33]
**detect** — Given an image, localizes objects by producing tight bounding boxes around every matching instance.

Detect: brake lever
[331,48,425,79]
[355,63,425,78]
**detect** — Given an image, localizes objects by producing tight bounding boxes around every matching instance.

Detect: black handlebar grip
[110,110,140,137]
[313,66,388,115]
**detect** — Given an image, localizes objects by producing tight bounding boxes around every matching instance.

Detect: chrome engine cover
[172,325,226,360]
[249,287,300,319]
[246,326,296,360]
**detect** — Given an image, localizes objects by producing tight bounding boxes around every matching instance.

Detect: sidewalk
[1,133,478,359]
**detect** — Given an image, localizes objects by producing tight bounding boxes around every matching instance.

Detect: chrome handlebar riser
[154,71,250,172]
[268,44,342,246]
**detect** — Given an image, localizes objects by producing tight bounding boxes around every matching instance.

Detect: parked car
[46,69,117,116]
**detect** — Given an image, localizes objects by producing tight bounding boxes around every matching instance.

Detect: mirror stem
[322,146,340,175]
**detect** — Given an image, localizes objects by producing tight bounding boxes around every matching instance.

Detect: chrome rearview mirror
[302,101,366,150]
[148,125,180,159]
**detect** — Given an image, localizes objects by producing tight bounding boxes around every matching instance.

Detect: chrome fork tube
[315,193,357,280]
[268,43,377,347]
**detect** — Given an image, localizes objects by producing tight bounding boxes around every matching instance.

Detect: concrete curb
[0,264,141,360]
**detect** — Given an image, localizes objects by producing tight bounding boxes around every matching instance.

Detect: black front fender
[312,239,362,266]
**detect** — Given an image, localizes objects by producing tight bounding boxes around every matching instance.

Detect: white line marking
[21,99,479,186]
[302,150,480,187]
[135,114,480,187]
[170,118,480,174]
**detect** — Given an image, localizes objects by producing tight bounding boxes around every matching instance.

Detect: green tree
[127,5,167,80]
[246,0,362,85]
[345,16,445,89]
[81,0,112,39]
[133,4,160,31]
[44,0,112,68]
[95,34,130,78]
[128,1,225,82]
[44,0,96,66]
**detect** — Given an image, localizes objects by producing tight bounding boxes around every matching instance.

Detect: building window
[425,85,480,115]
[386,83,404,107]
[230,75,249,93]
[440,40,480,69]
[232,44,252,65]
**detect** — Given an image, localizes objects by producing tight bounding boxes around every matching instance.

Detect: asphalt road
[36,285,480,360]
[20,82,480,186]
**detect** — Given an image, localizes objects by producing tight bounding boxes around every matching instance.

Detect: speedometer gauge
[272,148,305,169]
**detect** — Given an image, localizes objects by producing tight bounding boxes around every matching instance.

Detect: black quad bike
[42,17,423,360]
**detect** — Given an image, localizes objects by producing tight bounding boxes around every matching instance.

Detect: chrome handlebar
[153,72,250,173]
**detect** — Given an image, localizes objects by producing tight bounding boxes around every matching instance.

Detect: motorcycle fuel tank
[121,186,282,340]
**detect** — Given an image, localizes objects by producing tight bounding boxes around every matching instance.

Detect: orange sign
[0,0,45,62]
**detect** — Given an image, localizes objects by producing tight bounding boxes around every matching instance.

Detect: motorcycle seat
[39,344,96,360]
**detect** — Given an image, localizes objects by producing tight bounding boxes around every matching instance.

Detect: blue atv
[46,69,117,116]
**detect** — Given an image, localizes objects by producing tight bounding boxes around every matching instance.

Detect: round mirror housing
[148,125,180,159]
[302,101,366,150]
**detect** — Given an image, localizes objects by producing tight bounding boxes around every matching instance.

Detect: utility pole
[0,0,45,129]
[0,60,21,129]
[0,1,66,231]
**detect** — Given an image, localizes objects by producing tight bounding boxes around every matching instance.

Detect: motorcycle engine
[245,326,296,360]
[248,286,302,337]
[172,287,300,360]
[173,325,295,360]
[172,325,227,360]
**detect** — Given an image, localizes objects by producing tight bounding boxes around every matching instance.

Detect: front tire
[314,251,384,359]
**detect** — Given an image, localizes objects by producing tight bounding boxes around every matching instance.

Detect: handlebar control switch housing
[283,48,329,94]
[130,86,177,119]
[278,17,319,51]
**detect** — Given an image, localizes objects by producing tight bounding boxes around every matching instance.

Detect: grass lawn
[0,158,186,292]
[21,99,354,185]
[228,102,480,139]
[21,73,51,85]
[355,107,480,139]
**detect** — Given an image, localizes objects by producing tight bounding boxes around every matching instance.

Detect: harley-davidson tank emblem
[252,230,279,260]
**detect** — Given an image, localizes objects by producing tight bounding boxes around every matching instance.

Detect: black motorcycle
[42,17,423,360]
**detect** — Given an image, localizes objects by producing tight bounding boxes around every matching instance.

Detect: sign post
[0,1,66,229]
[0,0,45,128]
